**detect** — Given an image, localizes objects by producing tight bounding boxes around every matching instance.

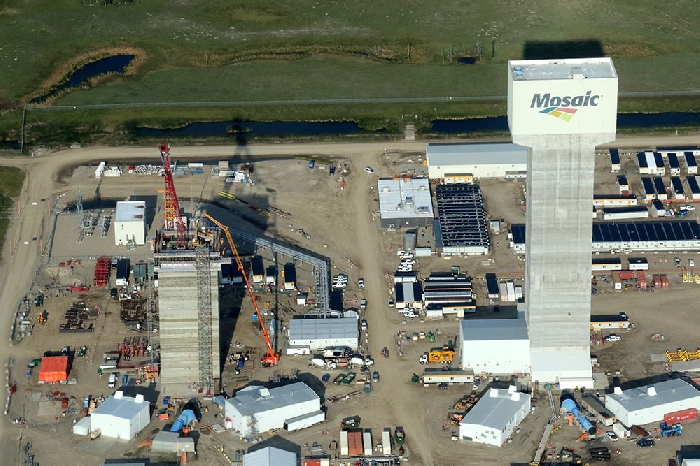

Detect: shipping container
[660,274,670,288]
[686,152,698,175]
[637,271,647,289]
[618,271,635,280]
[382,429,392,456]
[422,368,474,384]
[348,431,363,456]
[363,431,373,456]
[610,148,621,172]
[340,430,349,456]
[664,408,698,424]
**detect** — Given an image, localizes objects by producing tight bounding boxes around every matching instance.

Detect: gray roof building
[288,316,358,350]
[377,178,434,229]
[459,387,531,447]
[426,142,527,179]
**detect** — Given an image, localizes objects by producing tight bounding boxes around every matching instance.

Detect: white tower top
[508,58,618,137]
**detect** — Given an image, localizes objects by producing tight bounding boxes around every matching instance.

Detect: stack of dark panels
[435,184,489,250]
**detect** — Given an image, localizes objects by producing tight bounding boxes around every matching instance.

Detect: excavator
[203,214,280,367]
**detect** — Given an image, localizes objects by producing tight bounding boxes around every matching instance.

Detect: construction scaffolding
[196,244,214,395]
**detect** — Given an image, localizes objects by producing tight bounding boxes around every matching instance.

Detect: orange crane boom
[203,214,280,366]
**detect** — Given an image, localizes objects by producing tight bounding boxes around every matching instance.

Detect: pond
[135,120,371,138]
[432,112,700,133]
[30,54,135,104]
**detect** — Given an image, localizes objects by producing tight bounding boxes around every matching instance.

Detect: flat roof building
[605,378,700,426]
[115,201,146,246]
[426,143,528,180]
[377,178,434,229]
[90,391,150,440]
[459,316,530,375]
[434,184,490,256]
[288,316,358,351]
[459,386,531,447]
[225,383,322,438]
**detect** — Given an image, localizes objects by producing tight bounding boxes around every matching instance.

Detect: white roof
[510,58,617,81]
[92,394,148,420]
[378,178,433,220]
[243,447,296,466]
[115,201,146,223]
[227,382,319,417]
[605,378,700,413]
[460,318,529,341]
[289,317,358,341]
[460,388,531,430]
[426,142,527,167]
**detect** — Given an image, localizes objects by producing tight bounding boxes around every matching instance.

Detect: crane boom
[203,214,280,366]
[158,141,187,248]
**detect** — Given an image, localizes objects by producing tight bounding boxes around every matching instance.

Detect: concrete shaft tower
[507,58,618,386]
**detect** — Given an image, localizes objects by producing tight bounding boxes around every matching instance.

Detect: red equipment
[203,214,280,366]
[158,142,187,248]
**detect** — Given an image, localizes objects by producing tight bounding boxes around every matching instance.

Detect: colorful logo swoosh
[539,106,577,122]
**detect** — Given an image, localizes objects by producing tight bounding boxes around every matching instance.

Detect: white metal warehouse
[459,316,530,375]
[426,142,527,180]
[225,383,322,438]
[459,386,531,447]
[89,392,150,440]
[287,316,358,351]
[377,178,434,229]
[604,378,700,426]
[114,201,146,246]
[243,447,296,466]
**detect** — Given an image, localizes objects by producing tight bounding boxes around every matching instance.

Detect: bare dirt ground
[1,133,700,465]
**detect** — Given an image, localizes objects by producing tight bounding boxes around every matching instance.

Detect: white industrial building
[89,392,150,440]
[114,201,146,246]
[225,383,322,438]
[459,386,531,447]
[287,316,358,351]
[377,178,434,229]
[243,447,296,466]
[605,378,700,426]
[459,315,530,375]
[426,142,527,180]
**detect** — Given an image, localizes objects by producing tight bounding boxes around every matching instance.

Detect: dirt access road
[0,132,700,464]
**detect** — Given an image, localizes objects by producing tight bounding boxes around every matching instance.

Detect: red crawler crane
[158,141,187,248]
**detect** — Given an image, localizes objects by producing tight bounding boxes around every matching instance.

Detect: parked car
[372,371,380,383]
[690,259,695,267]
[396,249,407,257]
[605,431,618,441]
[437,383,448,390]
[360,299,367,310]
[387,298,395,307]
[361,319,368,331]
[686,205,696,211]
[364,166,374,174]
[605,334,621,342]
[637,437,655,448]
[358,278,364,288]
[674,257,682,267]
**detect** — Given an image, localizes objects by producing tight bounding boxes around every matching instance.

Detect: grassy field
[1,0,700,143]
[0,166,25,254]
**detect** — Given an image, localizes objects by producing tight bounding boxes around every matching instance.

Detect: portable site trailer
[668,152,681,176]
[283,263,297,291]
[422,368,474,385]
[671,177,685,199]
[641,177,655,201]
[363,431,373,457]
[340,430,349,456]
[251,256,264,283]
[686,152,698,174]
[382,429,392,456]
[654,178,668,200]
[610,148,621,172]
[265,266,276,285]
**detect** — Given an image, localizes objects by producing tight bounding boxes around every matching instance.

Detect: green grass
[1,0,700,144]
[0,166,25,252]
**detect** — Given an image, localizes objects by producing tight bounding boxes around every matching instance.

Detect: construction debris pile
[60,301,97,333]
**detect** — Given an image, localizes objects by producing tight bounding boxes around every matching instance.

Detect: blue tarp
[170,409,196,432]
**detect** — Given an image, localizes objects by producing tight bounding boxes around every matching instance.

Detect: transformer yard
[3,138,700,466]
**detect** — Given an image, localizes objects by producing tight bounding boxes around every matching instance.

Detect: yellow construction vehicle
[428,346,455,364]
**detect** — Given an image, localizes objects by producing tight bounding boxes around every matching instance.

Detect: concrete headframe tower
[507,58,618,387]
